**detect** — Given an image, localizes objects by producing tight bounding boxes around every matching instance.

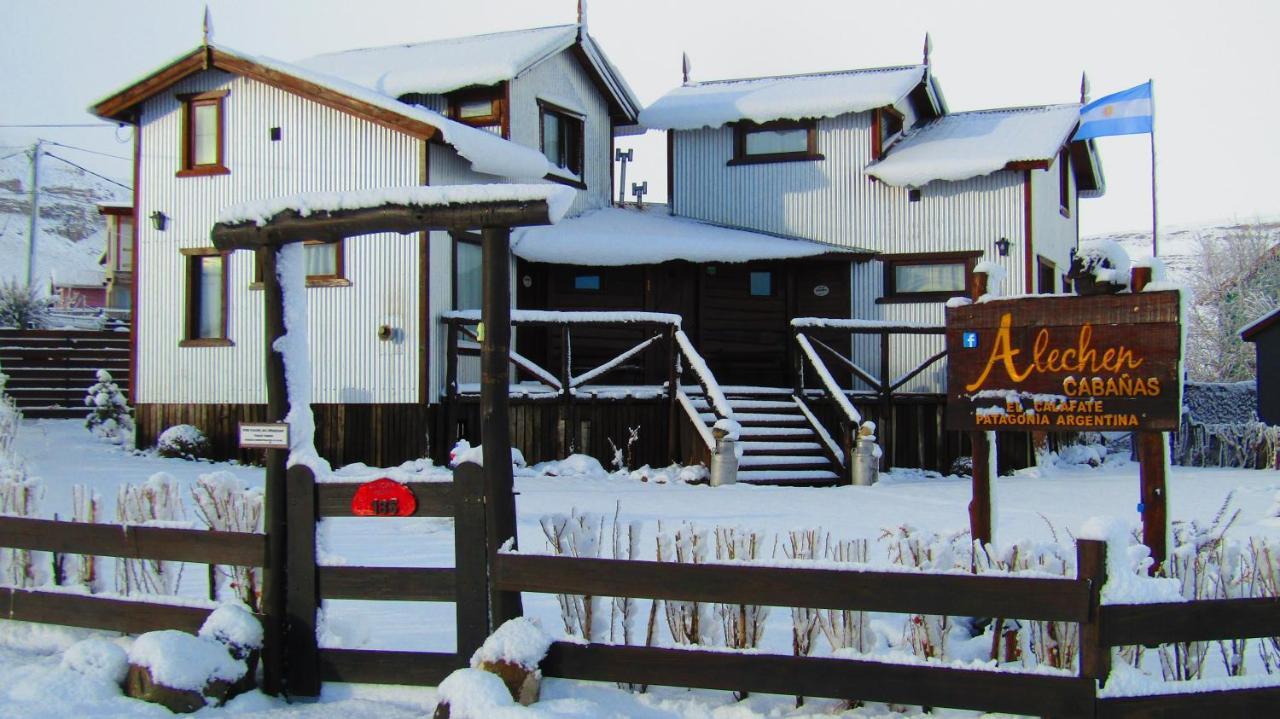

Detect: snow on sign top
[512,205,864,265]
[216,184,576,227]
[640,65,925,130]
[297,25,578,97]
[867,104,1081,187]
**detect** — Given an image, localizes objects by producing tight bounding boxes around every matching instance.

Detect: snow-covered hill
[0,147,129,289]
[1085,216,1280,281]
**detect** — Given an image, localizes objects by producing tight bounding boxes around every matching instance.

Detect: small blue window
[574,275,601,291]
[749,271,772,296]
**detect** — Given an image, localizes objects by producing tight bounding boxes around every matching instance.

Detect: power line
[41,152,132,191]
[41,140,130,161]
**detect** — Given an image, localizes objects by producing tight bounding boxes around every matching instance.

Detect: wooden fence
[0,514,264,635]
[491,538,1280,718]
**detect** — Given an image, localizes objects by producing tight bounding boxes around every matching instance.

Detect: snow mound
[529,454,606,478]
[470,618,552,671]
[199,604,263,654]
[156,424,210,459]
[1075,239,1131,287]
[436,668,535,718]
[127,630,244,692]
[450,440,527,469]
[61,638,128,685]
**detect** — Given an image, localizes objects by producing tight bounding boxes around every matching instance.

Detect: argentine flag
[1073,81,1153,141]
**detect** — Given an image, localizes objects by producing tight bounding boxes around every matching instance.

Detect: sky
[2,0,1277,237]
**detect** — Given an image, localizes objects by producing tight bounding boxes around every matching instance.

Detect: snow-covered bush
[156,424,210,460]
[116,473,187,595]
[0,280,52,329]
[539,510,605,641]
[881,525,966,661]
[199,603,263,662]
[975,540,1078,669]
[70,484,102,591]
[714,526,770,652]
[192,472,263,609]
[782,529,823,658]
[0,471,42,587]
[84,369,133,443]
[657,521,710,646]
[819,537,873,655]
[607,426,641,471]
[0,371,20,459]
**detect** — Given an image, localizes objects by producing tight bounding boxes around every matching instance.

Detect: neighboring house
[1241,307,1280,425]
[98,201,134,310]
[636,58,1103,393]
[89,25,640,464]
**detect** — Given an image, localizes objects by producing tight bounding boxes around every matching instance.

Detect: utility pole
[25,140,43,287]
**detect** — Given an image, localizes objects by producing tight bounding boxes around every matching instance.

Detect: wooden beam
[1,587,221,635]
[258,246,288,697]
[316,566,457,602]
[317,649,457,686]
[212,201,557,251]
[91,49,206,121]
[1101,596,1280,646]
[0,516,264,566]
[493,554,1089,622]
[315,481,454,518]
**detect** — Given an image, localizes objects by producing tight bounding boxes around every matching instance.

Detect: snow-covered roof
[511,205,867,266]
[217,184,576,227]
[640,65,926,131]
[298,25,578,97]
[866,104,1082,187]
[1241,306,1280,341]
[91,44,553,181]
[297,25,641,121]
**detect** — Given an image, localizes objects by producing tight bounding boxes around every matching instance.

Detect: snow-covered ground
[4,418,1280,718]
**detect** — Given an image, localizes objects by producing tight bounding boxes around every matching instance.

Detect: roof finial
[577,0,588,39]
[1080,71,1091,104]
[682,52,692,84]
[923,32,933,67]
[202,4,214,45]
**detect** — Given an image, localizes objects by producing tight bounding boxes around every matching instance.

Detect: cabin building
[90,22,1104,481]
[97,202,135,311]
[1241,307,1280,425]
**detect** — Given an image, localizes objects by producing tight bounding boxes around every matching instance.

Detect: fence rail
[0,515,266,567]
[315,481,454,518]
[1,587,218,635]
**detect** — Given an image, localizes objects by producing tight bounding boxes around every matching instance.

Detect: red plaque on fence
[350,478,417,517]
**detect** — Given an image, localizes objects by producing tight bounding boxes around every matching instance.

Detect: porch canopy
[211,182,573,694]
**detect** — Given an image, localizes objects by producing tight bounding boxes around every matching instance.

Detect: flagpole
[1149,78,1158,257]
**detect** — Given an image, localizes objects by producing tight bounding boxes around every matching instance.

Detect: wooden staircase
[0,329,130,419]
[687,386,841,485]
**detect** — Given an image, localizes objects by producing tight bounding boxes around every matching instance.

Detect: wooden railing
[441,310,730,464]
[792,318,947,475]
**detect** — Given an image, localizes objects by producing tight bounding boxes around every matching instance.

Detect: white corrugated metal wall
[136,69,424,405]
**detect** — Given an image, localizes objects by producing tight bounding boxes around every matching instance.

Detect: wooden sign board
[945,291,1181,432]
[238,422,290,449]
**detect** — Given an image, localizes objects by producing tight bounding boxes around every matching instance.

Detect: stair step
[733,412,805,424]
[689,398,796,411]
[738,455,830,468]
[736,469,841,485]
[739,426,814,438]
[742,441,824,455]
[21,407,87,419]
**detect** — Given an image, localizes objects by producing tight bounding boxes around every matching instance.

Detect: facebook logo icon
[962,331,978,349]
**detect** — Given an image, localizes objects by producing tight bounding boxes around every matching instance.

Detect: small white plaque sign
[238,422,290,449]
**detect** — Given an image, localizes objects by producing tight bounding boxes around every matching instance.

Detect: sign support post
[967,271,993,547]
[1130,265,1168,572]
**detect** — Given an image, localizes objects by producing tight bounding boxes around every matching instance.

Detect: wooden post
[841,422,855,486]
[878,330,892,466]
[1130,265,1168,573]
[481,226,522,626]
[967,269,994,548]
[559,323,573,457]
[444,320,459,454]
[1077,538,1111,688]
[666,325,679,464]
[258,246,288,697]
[453,462,490,665]
[285,464,319,697]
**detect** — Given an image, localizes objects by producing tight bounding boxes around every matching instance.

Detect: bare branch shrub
[191,471,263,610]
[115,472,186,595]
[819,537,873,655]
[540,510,605,640]
[70,484,102,591]
[657,521,709,645]
[714,526,770,651]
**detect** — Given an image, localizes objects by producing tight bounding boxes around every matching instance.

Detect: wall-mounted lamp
[150,211,168,232]
[995,236,1011,257]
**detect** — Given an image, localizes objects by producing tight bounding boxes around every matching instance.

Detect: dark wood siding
[1256,328,1280,425]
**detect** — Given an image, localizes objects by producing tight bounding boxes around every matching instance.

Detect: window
[730,119,820,165]
[1038,257,1056,294]
[115,216,134,272]
[453,234,482,310]
[181,248,230,346]
[177,90,229,176]
[749,271,772,296]
[573,274,601,291]
[880,252,981,303]
[1059,149,1071,217]
[252,240,348,287]
[539,100,584,177]
[449,87,504,128]
[873,107,905,159]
